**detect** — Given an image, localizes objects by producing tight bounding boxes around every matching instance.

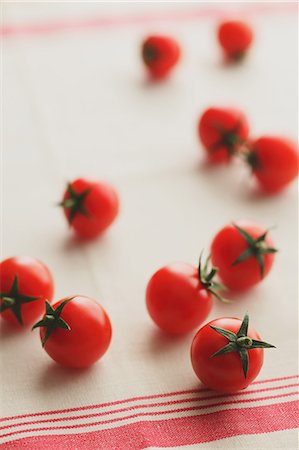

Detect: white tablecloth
[1,2,298,449]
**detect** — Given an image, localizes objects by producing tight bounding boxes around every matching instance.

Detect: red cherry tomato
[60,178,119,240]
[191,314,275,393]
[33,296,112,368]
[0,256,54,327]
[198,107,249,164]
[142,35,180,79]
[145,259,224,334]
[246,136,299,194]
[218,20,253,61]
[211,221,276,292]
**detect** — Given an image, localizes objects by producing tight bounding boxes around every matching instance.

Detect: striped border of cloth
[1,375,298,448]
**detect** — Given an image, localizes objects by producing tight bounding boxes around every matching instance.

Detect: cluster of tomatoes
[143,22,298,194]
[1,19,298,394]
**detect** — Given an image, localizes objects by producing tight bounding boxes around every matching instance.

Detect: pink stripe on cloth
[1,3,297,37]
[1,392,298,441]
[0,374,297,423]
[0,382,298,432]
[1,400,298,449]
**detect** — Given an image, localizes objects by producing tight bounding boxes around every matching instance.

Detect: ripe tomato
[191,314,275,393]
[60,178,119,240]
[246,136,299,194]
[211,221,277,292]
[142,35,180,79]
[217,20,253,61]
[0,256,54,327]
[146,258,225,335]
[33,296,112,368]
[198,107,249,164]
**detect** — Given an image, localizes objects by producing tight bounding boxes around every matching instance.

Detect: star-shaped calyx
[245,146,262,170]
[0,276,40,326]
[209,120,245,156]
[211,313,275,378]
[232,224,277,278]
[198,254,229,303]
[32,298,73,346]
[59,183,91,224]
[142,44,158,64]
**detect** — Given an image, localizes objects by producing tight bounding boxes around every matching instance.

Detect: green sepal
[59,183,91,225]
[0,276,41,326]
[32,298,73,346]
[198,253,230,303]
[232,248,253,266]
[239,348,249,378]
[233,224,255,246]
[232,224,278,279]
[246,148,262,171]
[210,325,236,342]
[212,342,237,357]
[237,313,249,337]
[250,339,276,349]
[211,314,275,379]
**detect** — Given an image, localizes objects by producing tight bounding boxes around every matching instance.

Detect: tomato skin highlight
[191,317,264,393]
[198,107,249,164]
[142,35,180,79]
[248,136,299,193]
[218,20,253,60]
[39,296,112,368]
[0,257,54,327]
[211,221,275,292]
[146,263,213,335]
[62,178,119,239]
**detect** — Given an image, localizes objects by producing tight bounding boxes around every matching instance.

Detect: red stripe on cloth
[0,391,297,440]
[0,374,297,423]
[1,400,298,449]
[0,3,297,37]
[1,382,298,432]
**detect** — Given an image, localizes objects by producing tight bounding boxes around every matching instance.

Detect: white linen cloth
[1,3,298,449]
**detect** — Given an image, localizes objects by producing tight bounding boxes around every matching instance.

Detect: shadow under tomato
[193,159,248,201]
[240,179,295,203]
[221,289,256,303]
[59,231,111,254]
[37,361,98,392]
[147,327,192,355]
[0,319,27,342]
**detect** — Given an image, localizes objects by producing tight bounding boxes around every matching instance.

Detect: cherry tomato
[146,258,224,335]
[33,296,112,368]
[198,107,249,164]
[246,136,299,194]
[142,35,180,80]
[0,256,54,327]
[211,221,277,292]
[191,314,275,393]
[218,20,253,61]
[60,178,119,240]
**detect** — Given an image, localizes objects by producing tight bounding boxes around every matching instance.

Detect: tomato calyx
[142,44,158,64]
[211,313,275,378]
[229,50,246,62]
[198,255,229,303]
[0,276,40,326]
[244,147,262,171]
[232,224,277,278]
[59,183,91,224]
[32,298,73,346]
[209,120,245,156]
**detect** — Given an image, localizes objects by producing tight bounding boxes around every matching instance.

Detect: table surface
[1,2,298,449]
